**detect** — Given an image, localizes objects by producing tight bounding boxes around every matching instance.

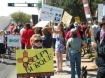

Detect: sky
[0,0,40,16]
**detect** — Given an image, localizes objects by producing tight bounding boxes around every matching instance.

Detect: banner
[40,4,63,23]
[82,0,94,41]
[82,0,93,25]
[98,4,103,22]
[16,48,54,78]
[0,36,3,43]
[7,35,20,47]
[62,11,72,26]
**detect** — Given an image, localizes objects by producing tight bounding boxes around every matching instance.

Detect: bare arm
[52,27,61,34]
[79,42,87,52]
[44,27,52,30]
[66,45,69,57]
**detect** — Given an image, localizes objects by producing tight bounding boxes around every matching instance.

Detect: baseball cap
[74,22,78,27]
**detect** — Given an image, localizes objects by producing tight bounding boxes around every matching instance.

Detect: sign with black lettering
[16,48,54,78]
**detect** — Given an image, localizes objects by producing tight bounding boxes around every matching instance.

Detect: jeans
[68,52,81,78]
[96,72,105,78]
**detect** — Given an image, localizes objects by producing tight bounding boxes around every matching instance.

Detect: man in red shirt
[22,23,35,49]
[10,24,15,34]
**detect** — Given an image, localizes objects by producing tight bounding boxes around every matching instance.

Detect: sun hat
[70,28,77,34]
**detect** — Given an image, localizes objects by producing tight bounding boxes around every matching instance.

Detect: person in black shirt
[42,28,52,48]
[92,23,105,78]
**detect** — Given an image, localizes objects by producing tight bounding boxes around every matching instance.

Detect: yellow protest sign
[16,48,54,78]
[62,11,72,26]
[75,17,81,23]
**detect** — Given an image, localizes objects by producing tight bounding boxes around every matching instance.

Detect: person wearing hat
[66,28,86,78]
[91,23,105,78]
[74,22,78,30]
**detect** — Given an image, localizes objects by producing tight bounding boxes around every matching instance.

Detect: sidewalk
[7,54,97,78]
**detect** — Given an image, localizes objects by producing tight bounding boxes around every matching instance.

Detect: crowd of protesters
[0,16,105,78]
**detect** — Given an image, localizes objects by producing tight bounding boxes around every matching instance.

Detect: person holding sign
[52,22,65,72]
[30,34,48,78]
[0,30,6,63]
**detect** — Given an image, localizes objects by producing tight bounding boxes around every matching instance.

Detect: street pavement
[0,53,97,78]
[0,53,16,78]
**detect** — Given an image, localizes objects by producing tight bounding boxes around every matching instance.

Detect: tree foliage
[89,0,103,16]
[46,0,103,21]
[37,0,42,10]
[11,12,31,24]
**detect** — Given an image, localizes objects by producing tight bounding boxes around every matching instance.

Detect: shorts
[86,38,91,43]
[21,43,25,49]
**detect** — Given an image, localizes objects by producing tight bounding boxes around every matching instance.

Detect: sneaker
[1,59,4,63]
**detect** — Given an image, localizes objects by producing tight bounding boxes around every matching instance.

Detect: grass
[82,49,96,61]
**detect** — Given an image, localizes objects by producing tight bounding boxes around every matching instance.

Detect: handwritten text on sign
[16,48,54,77]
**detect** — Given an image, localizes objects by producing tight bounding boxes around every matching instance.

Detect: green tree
[11,12,31,24]
[89,0,103,16]
[46,0,103,21]
[46,0,86,21]
[37,0,42,10]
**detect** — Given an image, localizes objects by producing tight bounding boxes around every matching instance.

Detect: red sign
[84,6,90,14]
[82,0,88,4]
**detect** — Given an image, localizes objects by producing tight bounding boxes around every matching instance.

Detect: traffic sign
[8,3,15,7]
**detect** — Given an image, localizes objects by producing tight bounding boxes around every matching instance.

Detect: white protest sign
[0,36,3,43]
[7,35,20,47]
[40,4,63,23]
[98,4,103,22]
[103,3,105,16]
[33,21,50,28]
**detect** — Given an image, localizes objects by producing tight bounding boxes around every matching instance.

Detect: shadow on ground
[1,62,16,65]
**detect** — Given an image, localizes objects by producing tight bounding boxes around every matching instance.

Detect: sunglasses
[34,40,42,43]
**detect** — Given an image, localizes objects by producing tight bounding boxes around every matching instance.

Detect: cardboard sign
[16,48,54,78]
[62,11,72,26]
[33,21,50,28]
[98,4,103,22]
[75,17,81,23]
[7,35,20,47]
[40,4,63,23]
